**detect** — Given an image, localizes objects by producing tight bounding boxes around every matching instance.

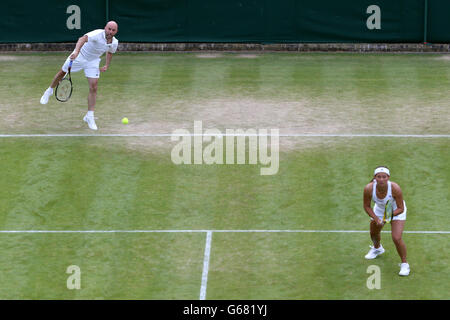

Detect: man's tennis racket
[55,60,73,102]
[383,199,393,224]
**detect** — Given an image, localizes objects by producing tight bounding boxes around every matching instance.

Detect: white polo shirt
[80,29,119,61]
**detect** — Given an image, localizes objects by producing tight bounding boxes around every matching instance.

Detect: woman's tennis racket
[55,60,73,102]
[383,199,393,224]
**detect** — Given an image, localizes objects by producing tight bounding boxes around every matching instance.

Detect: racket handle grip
[68,60,73,71]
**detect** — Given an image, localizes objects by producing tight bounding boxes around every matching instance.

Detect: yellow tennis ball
[122,117,128,124]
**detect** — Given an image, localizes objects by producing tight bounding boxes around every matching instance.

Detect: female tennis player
[363,166,410,276]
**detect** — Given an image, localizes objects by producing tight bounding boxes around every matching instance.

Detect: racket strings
[56,79,72,101]
[383,200,393,223]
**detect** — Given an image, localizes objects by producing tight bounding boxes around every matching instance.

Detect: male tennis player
[363,166,410,276]
[40,21,119,130]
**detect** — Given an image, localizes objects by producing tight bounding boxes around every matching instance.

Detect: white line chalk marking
[0,229,448,234]
[199,231,213,300]
[0,133,449,138]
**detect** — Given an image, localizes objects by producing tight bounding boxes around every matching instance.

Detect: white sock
[87,111,94,118]
[47,87,53,94]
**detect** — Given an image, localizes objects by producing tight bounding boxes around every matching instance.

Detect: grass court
[0,52,448,299]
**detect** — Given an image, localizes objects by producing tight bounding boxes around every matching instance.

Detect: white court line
[0,229,448,234]
[0,133,449,138]
[199,231,213,301]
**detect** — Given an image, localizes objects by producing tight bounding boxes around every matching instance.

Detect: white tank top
[372,180,397,215]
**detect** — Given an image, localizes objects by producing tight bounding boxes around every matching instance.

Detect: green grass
[1,52,450,134]
[208,233,449,300]
[0,233,205,299]
[0,52,448,299]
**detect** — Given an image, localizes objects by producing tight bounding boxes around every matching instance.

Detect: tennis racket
[383,199,393,224]
[55,60,73,102]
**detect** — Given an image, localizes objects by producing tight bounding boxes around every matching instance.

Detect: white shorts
[62,55,100,79]
[372,201,407,221]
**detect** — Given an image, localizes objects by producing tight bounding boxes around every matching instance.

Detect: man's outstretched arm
[70,35,88,60]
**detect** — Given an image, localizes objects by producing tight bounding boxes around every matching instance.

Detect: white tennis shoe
[399,263,410,276]
[83,115,98,130]
[365,245,385,259]
[40,88,53,104]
